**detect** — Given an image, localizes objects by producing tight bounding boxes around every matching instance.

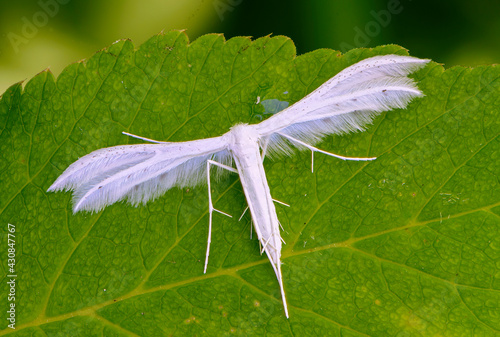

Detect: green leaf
[1,31,499,336]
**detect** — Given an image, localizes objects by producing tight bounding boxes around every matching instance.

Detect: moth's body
[48,54,429,318]
[226,124,287,314]
[227,125,281,253]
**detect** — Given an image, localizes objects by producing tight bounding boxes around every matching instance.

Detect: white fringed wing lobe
[48,136,231,213]
[253,55,430,157]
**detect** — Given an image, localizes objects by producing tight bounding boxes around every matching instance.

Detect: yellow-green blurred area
[1,0,499,95]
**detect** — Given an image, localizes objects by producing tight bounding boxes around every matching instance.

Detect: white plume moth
[48,54,429,318]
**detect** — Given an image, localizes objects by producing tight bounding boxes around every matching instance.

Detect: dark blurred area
[1,0,499,94]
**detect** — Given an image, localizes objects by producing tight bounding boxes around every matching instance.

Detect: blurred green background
[1,0,499,95]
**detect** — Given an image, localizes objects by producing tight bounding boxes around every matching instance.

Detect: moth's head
[228,122,249,132]
[226,123,260,146]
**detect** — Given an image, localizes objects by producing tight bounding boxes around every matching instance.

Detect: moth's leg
[273,198,290,207]
[277,220,285,232]
[277,132,376,172]
[261,235,273,254]
[238,199,288,238]
[272,199,289,231]
[122,131,170,144]
[238,206,249,221]
[204,160,238,273]
[260,232,284,253]
[239,199,288,222]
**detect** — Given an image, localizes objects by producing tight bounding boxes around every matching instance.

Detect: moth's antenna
[122,131,170,144]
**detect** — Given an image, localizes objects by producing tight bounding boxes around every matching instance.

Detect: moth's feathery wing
[254,55,430,156]
[48,136,231,213]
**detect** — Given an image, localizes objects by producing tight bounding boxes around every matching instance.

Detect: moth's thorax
[226,123,260,153]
